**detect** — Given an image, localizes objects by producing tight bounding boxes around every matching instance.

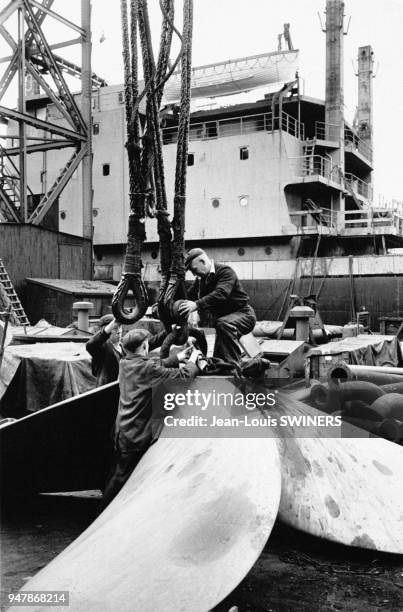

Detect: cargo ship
[2,2,403,331]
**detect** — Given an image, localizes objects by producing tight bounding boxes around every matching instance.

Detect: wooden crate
[309,351,350,382]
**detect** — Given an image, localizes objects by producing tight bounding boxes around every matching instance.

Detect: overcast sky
[1,0,403,202]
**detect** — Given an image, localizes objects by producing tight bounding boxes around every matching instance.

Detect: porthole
[238,247,245,256]
[239,196,249,207]
[151,251,158,259]
[60,211,66,220]
[212,198,220,208]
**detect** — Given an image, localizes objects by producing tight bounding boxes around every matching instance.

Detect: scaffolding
[0,0,106,238]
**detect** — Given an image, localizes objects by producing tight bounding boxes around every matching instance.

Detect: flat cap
[185,248,206,270]
[122,328,150,352]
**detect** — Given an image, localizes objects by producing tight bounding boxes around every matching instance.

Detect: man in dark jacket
[99,328,201,510]
[86,315,122,387]
[179,248,256,367]
[86,315,170,387]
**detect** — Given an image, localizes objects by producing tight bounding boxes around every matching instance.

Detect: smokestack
[324,0,345,220]
[325,0,344,149]
[357,45,374,152]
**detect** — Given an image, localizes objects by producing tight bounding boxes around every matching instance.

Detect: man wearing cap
[86,315,171,387]
[86,314,123,387]
[179,248,256,368]
[99,328,202,510]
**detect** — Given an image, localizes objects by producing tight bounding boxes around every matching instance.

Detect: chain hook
[112,273,148,325]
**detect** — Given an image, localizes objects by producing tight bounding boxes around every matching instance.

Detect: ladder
[303,139,316,175]
[344,176,364,210]
[304,198,333,228]
[0,145,22,221]
[0,259,30,326]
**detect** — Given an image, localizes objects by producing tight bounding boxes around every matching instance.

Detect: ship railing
[290,205,337,231]
[344,172,373,200]
[289,154,337,183]
[313,122,373,163]
[279,112,305,139]
[162,110,305,144]
[344,127,373,162]
[315,121,340,141]
[309,205,336,228]
[339,208,403,235]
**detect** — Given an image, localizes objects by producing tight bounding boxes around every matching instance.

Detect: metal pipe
[376,419,403,442]
[81,0,93,242]
[380,381,403,395]
[328,362,403,385]
[343,400,380,421]
[18,4,27,221]
[370,393,403,421]
[329,381,384,409]
[310,383,329,411]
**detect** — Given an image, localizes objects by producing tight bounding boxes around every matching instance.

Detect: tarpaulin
[0,343,96,418]
[306,334,402,367]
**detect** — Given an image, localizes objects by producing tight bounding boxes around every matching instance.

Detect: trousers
[213,305,256,367]
[98,437,146,513]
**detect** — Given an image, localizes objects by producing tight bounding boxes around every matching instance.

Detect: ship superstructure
[2,0,403,326]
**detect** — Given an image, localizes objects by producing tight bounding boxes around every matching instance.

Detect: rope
[164,0,193,293]
[112,0,148,324]
[113,0,194,336]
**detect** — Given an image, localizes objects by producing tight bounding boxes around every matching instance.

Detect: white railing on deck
[344,172,372,200]
[290,155,338,183]
[289,207,403,237]
[290,206,337,232]
[344,127,373,162]
[314,121,373,163]
[162,110,305,144]
[340,208,403,235]
[315,121,340,141]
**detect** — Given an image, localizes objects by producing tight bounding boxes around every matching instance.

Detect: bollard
[289,305,314,342]
[72,301,94,332]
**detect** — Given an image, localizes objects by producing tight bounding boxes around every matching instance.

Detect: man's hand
[176,346,192,363]
[104,318,118,335]
[178,300,198,318]
[188,348,203,364]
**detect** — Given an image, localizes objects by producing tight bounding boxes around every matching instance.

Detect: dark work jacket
[187,262,251,318]
[86,328,168,387]
[86,329,121,387]
[116,354,199,451]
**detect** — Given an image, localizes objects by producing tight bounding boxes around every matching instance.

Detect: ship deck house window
[240,146,249,160]
[93,123,100,135]
[102,164,110,176]
[187,153,194,166]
